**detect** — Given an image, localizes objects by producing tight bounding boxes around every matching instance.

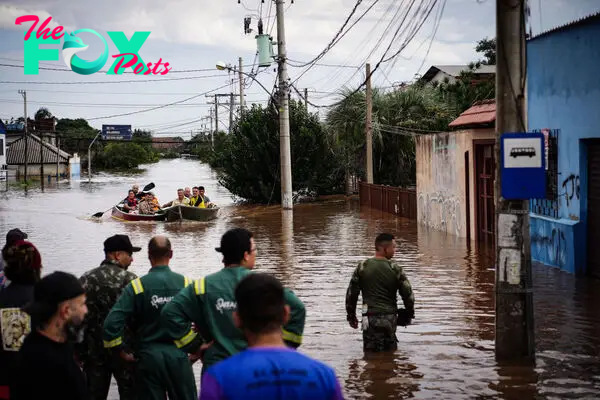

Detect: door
[587,141,600,278]
[465,151,471,243]
[475,141,496,245]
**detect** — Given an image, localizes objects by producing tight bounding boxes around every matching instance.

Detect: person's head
[192,187,199,197]
[233,273,289,338]
[24,271,88,341]
[184,187,191,196]
[148,236,173,267]
[132,185,139,194]
[6,228,27,246]
[2,240,42,285]
[103,234,142,268]
[127,190,135,200]
[177,188,185,200]
[215,228,256,268]
[198,186,205,196]
[375,233,396,259]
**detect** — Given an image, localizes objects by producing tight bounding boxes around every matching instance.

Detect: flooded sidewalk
[1,159,598,399]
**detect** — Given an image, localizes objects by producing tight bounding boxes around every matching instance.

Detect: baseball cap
[6,228,27,246]
[23,271,85,316]
[103,234,141,254]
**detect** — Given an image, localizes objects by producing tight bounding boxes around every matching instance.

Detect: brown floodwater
[1,158,599,399]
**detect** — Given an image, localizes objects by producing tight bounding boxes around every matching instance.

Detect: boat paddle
[91,182,155,218]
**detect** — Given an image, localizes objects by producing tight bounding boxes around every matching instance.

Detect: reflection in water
[1,159,599,399]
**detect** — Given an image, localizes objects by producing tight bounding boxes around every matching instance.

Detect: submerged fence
[359,182,417,219]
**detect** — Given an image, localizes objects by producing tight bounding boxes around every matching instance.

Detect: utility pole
[238,57,245,115]
[304,88,308,111]
[229,93,234,134]
[40,133,44,191]
[495,0,534,363]
[18,90,28,182]
[365,63,374,184]
[56,135,60,182]
[276,0,293,209]
[214,94,219,134]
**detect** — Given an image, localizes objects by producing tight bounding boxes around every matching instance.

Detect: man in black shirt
[11,271,89,400]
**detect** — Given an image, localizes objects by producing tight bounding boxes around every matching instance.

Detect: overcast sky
[0,0,598,137]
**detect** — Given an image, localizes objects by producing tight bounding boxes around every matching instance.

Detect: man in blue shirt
[199,273,344,400]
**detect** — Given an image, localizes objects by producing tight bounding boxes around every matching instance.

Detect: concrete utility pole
[214,94,219,134]
[276,0,293,209]
[56,136,60,182]
[18,90,28,182]
[304,88,308,111]
[229,93,234,134]
[495,0,534,363]
[238,57,245,115]
[365,63,374,184]
[40,133,44,191]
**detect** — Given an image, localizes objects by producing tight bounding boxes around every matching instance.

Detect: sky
[0,0,599,138]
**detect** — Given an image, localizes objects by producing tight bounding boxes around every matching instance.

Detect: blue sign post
[101,125,132,140]
[500,132,546,200]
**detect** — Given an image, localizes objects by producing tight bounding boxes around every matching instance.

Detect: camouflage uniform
[78,260,138,400]
[346,258,415,352]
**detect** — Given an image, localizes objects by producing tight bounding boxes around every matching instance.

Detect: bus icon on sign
[510,147,536,158]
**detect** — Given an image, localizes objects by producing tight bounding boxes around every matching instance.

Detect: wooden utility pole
[495,0,534,363]
[214,94,219,134]
[229,93,234,134]
[238,57,245,115]
[365,63,374,184]
[40,133,44,190]
[56,136,60,182]
[18,90,28,182]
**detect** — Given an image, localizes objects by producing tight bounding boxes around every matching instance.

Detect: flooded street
[1,158,599,399]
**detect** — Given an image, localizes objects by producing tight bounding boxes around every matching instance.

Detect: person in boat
[189,187,200,207]
[131,185,144,200]
[162,189,191,208]
[148,192,161,213]
[137,193,155,215]
[123,191,138,212]
[184,188,192,199]
[197,186,212,208]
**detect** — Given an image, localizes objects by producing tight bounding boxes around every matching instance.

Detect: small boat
[164,205,219,222]
[111,205,167,222]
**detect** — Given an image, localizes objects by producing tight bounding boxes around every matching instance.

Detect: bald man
[103,236,197,400]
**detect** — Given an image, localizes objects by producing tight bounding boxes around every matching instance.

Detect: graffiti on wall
[531,224,567,267]
[561,173,580,207]
[418,191,463,237]
[432,133,457,190]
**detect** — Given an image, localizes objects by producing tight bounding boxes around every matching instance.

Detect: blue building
[527,13,600,278]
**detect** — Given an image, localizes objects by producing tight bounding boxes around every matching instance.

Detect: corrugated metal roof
[6,134,71,165]
[421,65,496,82]
[448,99,496,128]
[529,11,600,41]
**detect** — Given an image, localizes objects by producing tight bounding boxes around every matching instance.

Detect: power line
[0,74,230,85]
[0,62,260,74]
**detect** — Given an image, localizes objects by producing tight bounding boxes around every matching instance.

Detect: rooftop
[6,134,71,165]
[421,65,496,82]
[448,99,496,129]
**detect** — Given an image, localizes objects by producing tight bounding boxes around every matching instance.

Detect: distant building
[151,137,185,151]
[0,121,7,180]
[6,134,71,181]
[419,64,496,85]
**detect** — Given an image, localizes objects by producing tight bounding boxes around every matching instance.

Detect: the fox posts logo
[15,15,172,76]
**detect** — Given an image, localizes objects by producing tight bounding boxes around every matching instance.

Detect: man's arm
[103,283,137,351]
[394,263,415,317]
[160,280,205,353]
[282,288,306,348]
[345,263,362,328]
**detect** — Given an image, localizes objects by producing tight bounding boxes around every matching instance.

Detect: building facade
[527,13,600,278]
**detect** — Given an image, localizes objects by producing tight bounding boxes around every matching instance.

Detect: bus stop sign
[500,132,546,200]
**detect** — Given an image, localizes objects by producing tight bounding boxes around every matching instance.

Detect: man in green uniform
[346,233,415,352]
[77,235,140,400]
[161,227,306,375]
[103,236,197,400]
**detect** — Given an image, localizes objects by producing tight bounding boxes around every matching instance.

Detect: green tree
[34,107,53,120]
[476,37,496,65]
[212,101,344,203]
[55,118,99,154]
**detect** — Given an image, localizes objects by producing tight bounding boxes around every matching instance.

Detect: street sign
[501,132,546,200]
[101,125,132,141]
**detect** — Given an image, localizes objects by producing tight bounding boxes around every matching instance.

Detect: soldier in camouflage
[77,234,141,400]
[345,233,415,352]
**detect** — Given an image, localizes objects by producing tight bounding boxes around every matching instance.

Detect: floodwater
[1,158,599,399]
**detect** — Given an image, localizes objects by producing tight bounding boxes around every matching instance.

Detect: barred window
[530,129,559,218]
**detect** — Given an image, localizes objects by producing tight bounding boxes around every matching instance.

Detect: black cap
[103,234,141,253]
[23,271,85,315]
[6,228,27,246]
[215,228,252,253]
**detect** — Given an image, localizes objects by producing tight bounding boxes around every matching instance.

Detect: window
[0,138,3,156]
[530,129,559,218]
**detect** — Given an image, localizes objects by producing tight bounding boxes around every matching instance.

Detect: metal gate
[475,141,496,245]
[587,141,600,278]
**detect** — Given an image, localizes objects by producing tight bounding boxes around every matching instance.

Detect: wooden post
[365,63,374,184]
[40,134,44,190]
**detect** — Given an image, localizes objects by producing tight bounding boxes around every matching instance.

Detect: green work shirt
[345,257,415,316]
[160,266,306,370]
[103,265,193,351]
